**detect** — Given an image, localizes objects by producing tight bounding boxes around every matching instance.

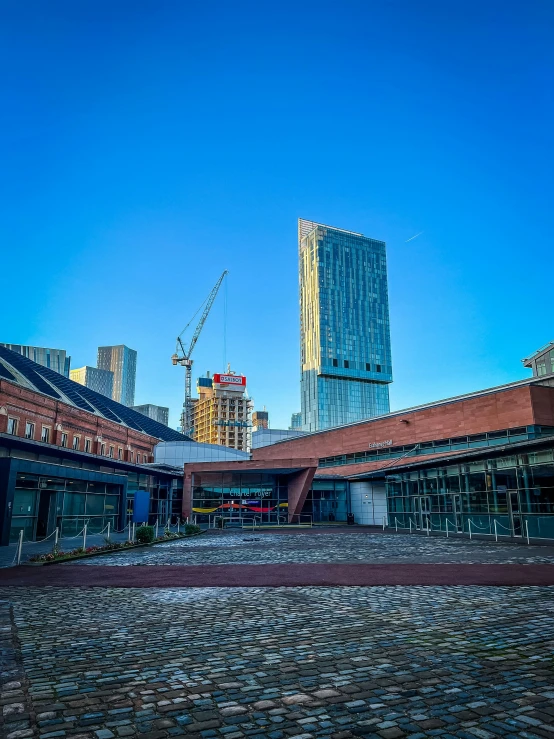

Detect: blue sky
[1,0,553,429]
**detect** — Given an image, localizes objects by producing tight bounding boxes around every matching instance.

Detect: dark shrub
[185,524,201,535]
[136,525,155,544]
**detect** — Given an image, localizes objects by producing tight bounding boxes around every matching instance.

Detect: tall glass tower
[97,345,137,407]
[299,219,392,432]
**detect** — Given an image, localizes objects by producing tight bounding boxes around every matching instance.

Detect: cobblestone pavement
[2,585,554,739]
[67,532,554,566]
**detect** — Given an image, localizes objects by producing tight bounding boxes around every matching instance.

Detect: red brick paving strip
[2,563,554,587]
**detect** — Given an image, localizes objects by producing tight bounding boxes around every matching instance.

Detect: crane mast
[172,270,228,437]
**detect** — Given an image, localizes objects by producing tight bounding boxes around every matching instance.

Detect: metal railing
[9,518,189,568]
[390,513,542,545]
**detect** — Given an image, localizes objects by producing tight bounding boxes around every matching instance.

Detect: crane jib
[172,270,228,435]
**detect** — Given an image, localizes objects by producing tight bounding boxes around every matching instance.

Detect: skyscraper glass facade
[298,219,392,431]
[70,366,114,398]
[97,345,137,407]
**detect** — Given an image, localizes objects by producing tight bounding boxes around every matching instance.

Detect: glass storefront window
[86,494,105,516]
[87,482,106,494]
[65,480,87,492]
[63,492,86,516]
[15,474,39,489]
[13,490,37,516]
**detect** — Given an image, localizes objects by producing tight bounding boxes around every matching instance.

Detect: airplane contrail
[405,231,424,243]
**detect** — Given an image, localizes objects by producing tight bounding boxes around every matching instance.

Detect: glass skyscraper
[298,219,392,431]
[97,345,137,407]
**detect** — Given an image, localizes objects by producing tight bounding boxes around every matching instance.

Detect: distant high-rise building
[522,341,554,377]
[298,218,392,432]
[252,409,269,431]
[289,412,302,430]
[97,345,137,407]
[0,344,71,377]
[70,366,114,398]
[131,404,169,427]
[191,371,253,452]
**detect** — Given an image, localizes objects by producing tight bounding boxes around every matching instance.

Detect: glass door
[509,491,522,537]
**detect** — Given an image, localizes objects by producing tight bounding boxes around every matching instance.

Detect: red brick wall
[252,385,554,462]
[0,379,157,462]
[530,385,554,427]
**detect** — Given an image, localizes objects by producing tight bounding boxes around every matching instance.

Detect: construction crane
[172,270,228,437]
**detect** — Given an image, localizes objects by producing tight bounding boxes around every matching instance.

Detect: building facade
[0,346,189,545]
[132,404,170,426]
[290,412,302,430]
[183,373,554,536]
[191,372,253,452]
[252,409,269,431]
[97,345,137,406]
[298,219,392,432]
[70,366,114,398]
[0,344,71,377]
[252,428,307,449]
[381,437,554,540]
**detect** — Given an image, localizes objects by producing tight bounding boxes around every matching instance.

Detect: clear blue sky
[1,0,553,429]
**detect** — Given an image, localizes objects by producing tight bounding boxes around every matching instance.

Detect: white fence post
[525,520,530,545]
[83,523,87,551]
[409,519,412,534]
[16,530,23,566]
[155,520,159,539]
[132,522,136,541]
[494,520,497,542]
[426,519,430,537]
[53,527,59,551]
[446,519,449,538]
[395,518,398,533]
[107,521,111,540]
[469,520,472,540]
[177,519,180,534]
[382,516,386,531]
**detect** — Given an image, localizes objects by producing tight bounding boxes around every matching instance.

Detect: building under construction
[191,370,253,452]
[252,408,269,430]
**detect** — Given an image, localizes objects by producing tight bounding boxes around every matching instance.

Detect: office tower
[0,344,71,377]
[298,218,392,431]
[289,412,302,430]
[70,366,114,398]
[97,345,137,406]
[192,371,253,452]
[131,404,170,427]
[252,409,269,431]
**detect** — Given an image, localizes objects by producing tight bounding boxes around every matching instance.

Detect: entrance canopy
[183,459,318,522]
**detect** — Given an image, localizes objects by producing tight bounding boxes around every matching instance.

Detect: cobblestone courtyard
[66,531,554,566]
[2,532,554,739]
[2,585,554,739]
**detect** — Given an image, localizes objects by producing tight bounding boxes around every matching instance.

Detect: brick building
[0,346,188,545]
[184,374,554,538]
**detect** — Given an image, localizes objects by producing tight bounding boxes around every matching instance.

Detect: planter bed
[22,529,206,566]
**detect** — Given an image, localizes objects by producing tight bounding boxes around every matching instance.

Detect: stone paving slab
[2,585,554,739]
[3,563,554,587]
[61,532,554,567]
